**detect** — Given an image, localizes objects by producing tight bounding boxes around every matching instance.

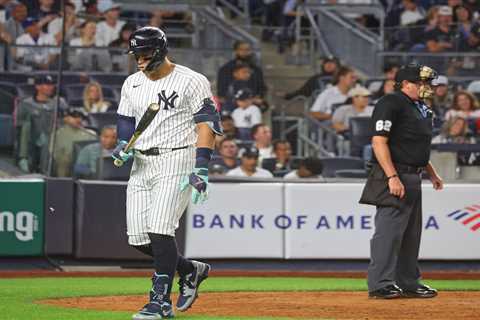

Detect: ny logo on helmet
[158,90,179,110]
[130,39,137,47]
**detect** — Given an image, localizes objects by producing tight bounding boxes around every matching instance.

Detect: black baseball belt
[394,163,424,174]
[137,146,188,156]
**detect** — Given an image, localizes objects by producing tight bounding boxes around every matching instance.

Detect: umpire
[360,63,444,299]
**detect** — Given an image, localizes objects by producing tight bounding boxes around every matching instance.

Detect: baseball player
[112,27,222,319]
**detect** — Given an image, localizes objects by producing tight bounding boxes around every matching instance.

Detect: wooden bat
[113,102,161,167]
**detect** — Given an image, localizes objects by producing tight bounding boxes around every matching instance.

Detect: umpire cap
[395,63,437,84]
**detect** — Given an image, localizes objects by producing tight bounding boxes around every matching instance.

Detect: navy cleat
[176,260,210,312]
[132,274,175,320]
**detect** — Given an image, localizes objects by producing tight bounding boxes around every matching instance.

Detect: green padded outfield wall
[0,179,44,256]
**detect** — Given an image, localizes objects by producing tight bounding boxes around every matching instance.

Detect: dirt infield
[40,291,480,320]
[3,270,480,279]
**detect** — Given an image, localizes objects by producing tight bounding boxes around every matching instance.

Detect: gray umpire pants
[367,172,423,292]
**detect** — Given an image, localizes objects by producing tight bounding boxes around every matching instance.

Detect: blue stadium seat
[65,84,117,104]
[320,156,365,178]
[0,114,14,147]
[90,74,127,86]
[0,82,18,114]
[0,73,31,84]
[349,117,373,157]
[97,156,132,181]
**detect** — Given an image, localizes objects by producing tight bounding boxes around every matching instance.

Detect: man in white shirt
[400,0,424,26]
[310,66,357,121]
[251,123,274,161]
[332,86,374,133]
[15,18,58,70]
[227,146,273,178]
[284,157,324,179]
[95,0,125,47]
[231,88,262,140]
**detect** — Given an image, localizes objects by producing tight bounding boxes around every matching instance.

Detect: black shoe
[402,284,438,298]
[369,284,403,299]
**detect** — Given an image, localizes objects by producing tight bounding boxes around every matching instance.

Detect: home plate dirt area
[39,291,480,320]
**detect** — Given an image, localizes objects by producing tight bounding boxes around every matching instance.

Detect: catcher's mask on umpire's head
[128,26,168,72]
[395,63,437,99]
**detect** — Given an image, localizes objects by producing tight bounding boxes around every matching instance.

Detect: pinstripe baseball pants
[126,146,195,245]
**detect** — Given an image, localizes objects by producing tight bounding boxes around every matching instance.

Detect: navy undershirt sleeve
[117,114,135,142]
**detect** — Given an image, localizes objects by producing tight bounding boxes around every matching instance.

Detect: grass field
[1,277,480,320]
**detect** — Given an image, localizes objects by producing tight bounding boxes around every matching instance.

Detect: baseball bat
[114,102,161,167]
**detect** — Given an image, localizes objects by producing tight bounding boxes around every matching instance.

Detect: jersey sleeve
[371,95,398,136]
[117,79,135,117]
[188,73,213,114]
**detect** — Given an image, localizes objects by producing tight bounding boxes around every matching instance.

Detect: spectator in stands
[431,75,452,118]
[14,17,58,70]
[48,1,78,44]
[17,75,68,174]
[109,22,136,72]
[0,19,12,44]
[82,81,111,113]
[432,116,475,144]
[284,157,324,179]
[424,6,462,53]
[262,140,292,177]
[74,125,117,179]
[28,0,59,33]
[4,3,26,41]
[262,0,283,42]
[384,63,400,80]
[310,66,357,121]
[252,123,274,160]
[231,88,262,139]
[148,9,164,29]
[209,137,239,174]
[284,56,340,100]
[95,0,124,47]
[455,5,480,50]
[54,108,97,177]
[372,79,395,101]
[220,114,238,140]
[400,0,425,26]
[79,0,101,19]
[332,86,373,134]
[69,20,111,71]
[217,40,266,105]
[226,146,273,178]
[444,90,480,120]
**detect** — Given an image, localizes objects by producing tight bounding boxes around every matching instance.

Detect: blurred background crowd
[0,0,479,181]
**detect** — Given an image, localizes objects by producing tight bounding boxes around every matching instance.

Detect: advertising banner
[0,179,44,256]
[185,183,284,258]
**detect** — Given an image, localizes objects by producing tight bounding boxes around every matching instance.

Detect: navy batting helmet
[128,26,168,71]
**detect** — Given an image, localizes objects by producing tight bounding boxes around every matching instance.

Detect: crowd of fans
[1,0,480,180]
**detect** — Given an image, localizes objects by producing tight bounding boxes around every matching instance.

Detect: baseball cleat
[176,260,210,311]
[133,273,175,319]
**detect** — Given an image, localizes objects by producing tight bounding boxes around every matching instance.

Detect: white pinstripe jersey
[117,64,212,150]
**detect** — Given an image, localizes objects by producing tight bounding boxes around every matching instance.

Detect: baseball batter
[112,27,222,320]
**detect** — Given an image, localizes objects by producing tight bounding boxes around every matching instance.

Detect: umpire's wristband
[195,147,213,169]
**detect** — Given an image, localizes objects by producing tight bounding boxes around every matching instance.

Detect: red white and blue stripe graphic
[447,204,480,232]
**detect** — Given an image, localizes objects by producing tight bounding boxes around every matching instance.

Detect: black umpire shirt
[370,91,433,167]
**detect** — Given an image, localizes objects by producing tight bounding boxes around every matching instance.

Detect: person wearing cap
[14,16,58,70]
[425,6,463,53]
[16,75,68,173]
[53,107,97,177]
[332,86,374,134]
[284,56,339,100]
[360,63,443,299]
[431,75,452,119]
[231,88,262,140]
[226,146,273,178]
[95,0,125,47]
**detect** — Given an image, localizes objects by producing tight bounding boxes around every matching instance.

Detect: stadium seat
[0,73,30,83]
[90,74,127,86]
[87,112,117,131]
[320,156,365,178]
[0,82,18,114]
[97,156,132,181]
[17,84,36,98]
[0,114,14,147]
[65,84,117,103]
[349,117,373,157]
